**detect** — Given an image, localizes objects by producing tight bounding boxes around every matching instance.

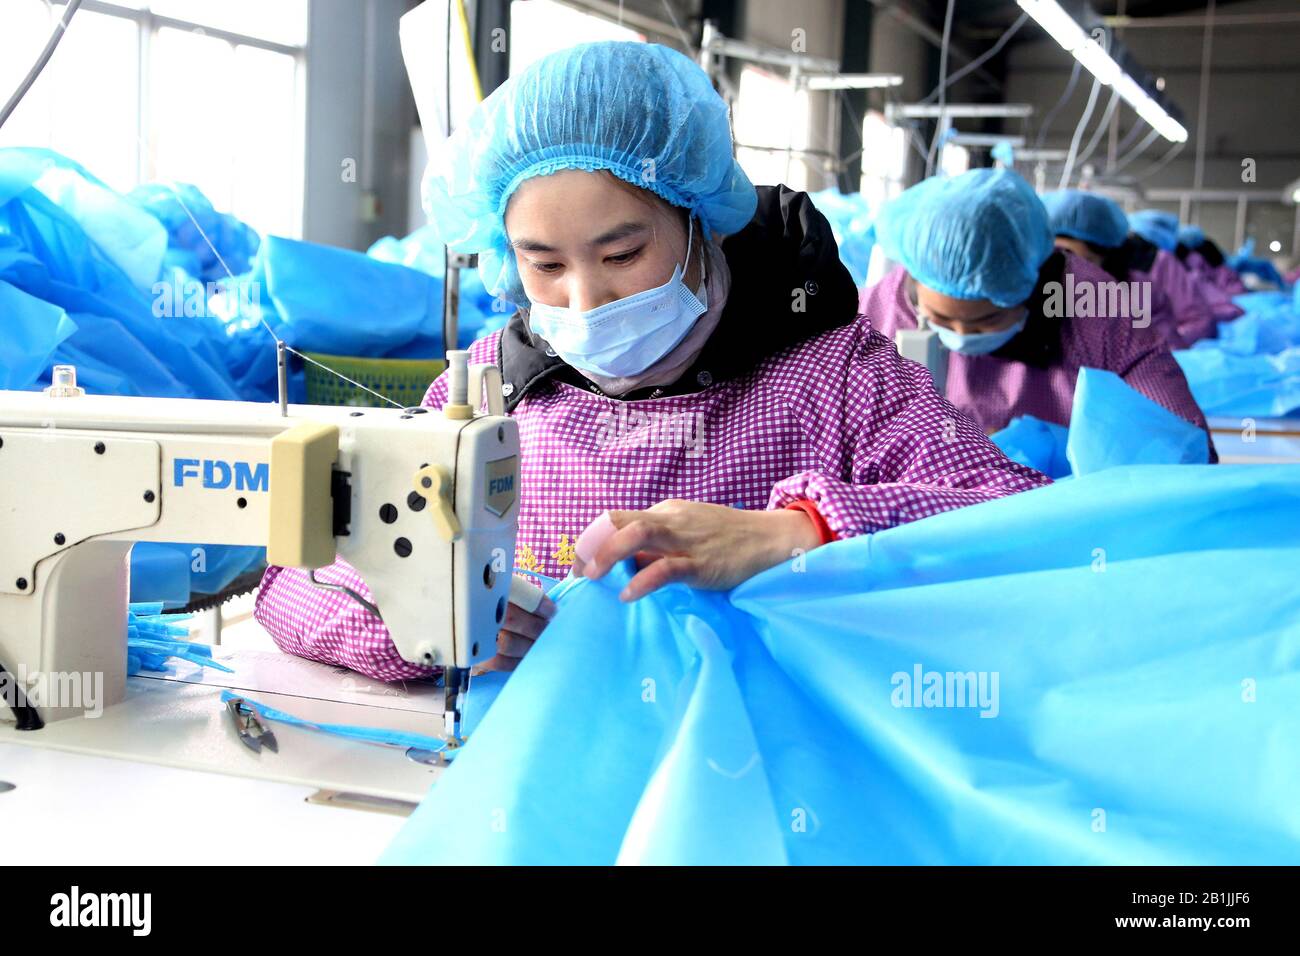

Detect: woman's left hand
[572,499,823,601]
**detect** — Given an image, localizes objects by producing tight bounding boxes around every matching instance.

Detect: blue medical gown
[382,464,1300,865]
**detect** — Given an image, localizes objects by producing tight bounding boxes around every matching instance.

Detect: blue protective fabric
[421,41,758,306]
[126,603,233,676]
[873,169,1054,307]
[128,543,267,605]
[1174,290,1300,417]
[0,278,77,388]
[808,189,877,287]
[990,415,1071,479]
[128,182,260,282]
[218,690,450,752]
[0,148,244,401]
[990,368,1210,476]
[1229,239,1288,289]
[127,544,193,605]
[382,463,1300,865]
[1040,190,1129,249]
[1175,348,1300,417]
[1064,368,1209,472]
[1178,224,1206,249]
[366,225,509,345]
[1128,209,1180,252]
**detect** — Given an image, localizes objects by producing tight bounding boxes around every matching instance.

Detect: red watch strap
[784,498,838,545]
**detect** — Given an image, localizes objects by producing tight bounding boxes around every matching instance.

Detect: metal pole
[1107,0,1126,169]
[1234,194,1248,251]
[277,341,288,416]
[1191,0,1216,195]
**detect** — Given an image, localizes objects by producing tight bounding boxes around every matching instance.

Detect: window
[0,0,306,239]
[733,65,813,190]
[508,0,644,75]
[857,110,906,214]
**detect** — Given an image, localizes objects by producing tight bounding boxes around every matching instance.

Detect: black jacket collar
[493,184,860,411]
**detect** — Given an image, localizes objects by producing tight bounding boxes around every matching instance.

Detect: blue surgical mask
[932,313,1028,356]
[526,216,708,378]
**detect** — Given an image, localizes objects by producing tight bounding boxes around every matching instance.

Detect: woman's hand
[572,500,823,602]
[471,586,558,675]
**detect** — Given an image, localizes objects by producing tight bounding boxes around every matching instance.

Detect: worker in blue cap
[1176,224,1248,297]
[1042,190,1194,349]
[1129,208,1244,335]
[862,169,1211,442]
[256,42,1049,680]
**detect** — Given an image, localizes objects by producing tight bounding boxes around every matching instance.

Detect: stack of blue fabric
[0,147,508,603]
[1174,289,1300,418]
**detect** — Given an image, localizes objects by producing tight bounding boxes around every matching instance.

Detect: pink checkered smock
[256,316,1050,680]
[861,255,1214,446]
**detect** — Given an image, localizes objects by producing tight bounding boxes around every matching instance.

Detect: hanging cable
[0,0,83,129]
[920,11,1029,106]
[1137,139,1187,181]
[925,0,958,178]
[1071,86,1121,178]
[1058,73,1103,188]
[1110,115,1148,161]
[1110,126,1161,174]
[1034,59,1082,149]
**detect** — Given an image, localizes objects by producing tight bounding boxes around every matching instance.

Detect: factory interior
[1,0,1298,895]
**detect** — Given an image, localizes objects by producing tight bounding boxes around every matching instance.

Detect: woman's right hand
[471,582,557,675]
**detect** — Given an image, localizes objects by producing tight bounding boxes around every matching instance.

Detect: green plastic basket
[302,351,446,408]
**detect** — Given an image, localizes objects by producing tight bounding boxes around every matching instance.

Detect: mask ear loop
[685,212,707,296]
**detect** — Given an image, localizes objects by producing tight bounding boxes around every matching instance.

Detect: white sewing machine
[0,352,519,860]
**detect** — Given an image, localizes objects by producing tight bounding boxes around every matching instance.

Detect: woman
[255,41,1048,680]
[861,170,1213,446]
[1041,189,1192,350]
[1129,208,1244,335]
[1176,225,1248,298]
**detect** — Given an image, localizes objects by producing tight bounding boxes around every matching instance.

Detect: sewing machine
[894,321,950,396]
[0,351,519,733]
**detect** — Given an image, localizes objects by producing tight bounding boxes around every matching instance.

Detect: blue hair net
[1041,190,1129,249]
[1128,209,1180,252]
[423,41,758,306]
[874,169,1054,307]
[1178,224,1206,249]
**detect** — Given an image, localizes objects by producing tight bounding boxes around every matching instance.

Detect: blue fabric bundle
[382,463,1300,865]
[0,148,244,400]
[1228,239,1287,289]
[990,367,1209,477]
[126,602,233,676]
[1174,290,1300,418]
[128,182,260,282]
